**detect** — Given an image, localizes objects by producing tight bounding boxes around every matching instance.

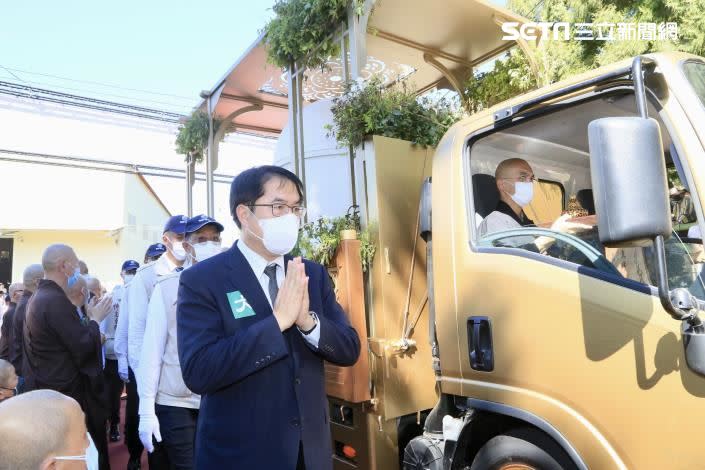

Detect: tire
[402,435,444,470]
[470,428,568,470]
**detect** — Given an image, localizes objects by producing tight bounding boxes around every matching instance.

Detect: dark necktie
[266,263,295,365]
[264,264,278,305]
[175,266,184,272]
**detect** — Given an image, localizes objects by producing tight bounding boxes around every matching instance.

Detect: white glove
[118,356,129,382]
[138,413,162,453]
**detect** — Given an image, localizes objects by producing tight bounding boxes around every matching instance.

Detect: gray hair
[22,264,44,293]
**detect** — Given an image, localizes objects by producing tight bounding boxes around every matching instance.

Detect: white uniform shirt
[138,273,199,415]
[114,281,131,375]
[237,240,320,347]
[101,284,123,360]
[127,255,185,373]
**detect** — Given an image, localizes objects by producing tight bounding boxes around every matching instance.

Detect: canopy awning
[197,0,529,137]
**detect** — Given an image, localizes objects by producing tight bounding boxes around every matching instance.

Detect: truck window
[683,61,705,109]
[469,90,705,300]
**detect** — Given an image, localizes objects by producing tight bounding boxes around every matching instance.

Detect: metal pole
[294,68,306,204]
[186,153,194,217]
[287,63,300,179]
[206,95,215,217]
[341,30,356,208]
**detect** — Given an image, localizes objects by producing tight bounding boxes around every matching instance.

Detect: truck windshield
[683,61,705,108]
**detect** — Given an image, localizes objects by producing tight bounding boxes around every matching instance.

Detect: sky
[0,0,278,115]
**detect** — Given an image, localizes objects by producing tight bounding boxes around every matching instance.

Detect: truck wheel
[402,435,444,470]
[470,428,567,470]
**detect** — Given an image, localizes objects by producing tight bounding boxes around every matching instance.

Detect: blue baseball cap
[121,260,140,272]
[145,243,167,258]
[163,215,189,234]
[186,214,225,234]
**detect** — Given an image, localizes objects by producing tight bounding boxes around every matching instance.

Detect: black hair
[229,165,304,228]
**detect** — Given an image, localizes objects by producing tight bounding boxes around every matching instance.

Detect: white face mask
[54,432,99,470]
[123,274,135,284]
[191,241,222,262]
[510,181,534,207]
[248,211,300,256]
[167,239,187,261]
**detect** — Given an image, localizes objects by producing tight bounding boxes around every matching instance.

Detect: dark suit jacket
[0,302,17,361]
[23,280,102,409]
[177,242,361,470]
[10,290,32,375]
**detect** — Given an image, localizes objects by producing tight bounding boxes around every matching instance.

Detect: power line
[0,76,190,115]
[0,66,30,85]
[0,65,197,101]
[0,74,195,113]
[0,148,235,183]
[0,81,183,122]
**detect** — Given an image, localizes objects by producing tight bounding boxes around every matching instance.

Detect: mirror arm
[654,235,703,327]
[632,56,651,119]
[632,56,702,327]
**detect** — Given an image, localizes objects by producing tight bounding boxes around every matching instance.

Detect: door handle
[467,316,494,372]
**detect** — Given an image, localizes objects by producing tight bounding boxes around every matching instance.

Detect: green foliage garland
[327,77,463,148]
[292,207,376,272]
[175,111,222,163]
[264,0,364,70]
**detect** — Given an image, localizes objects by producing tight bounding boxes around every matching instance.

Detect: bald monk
[85,276,103,301]
[23,245,112,460]
[0,389,97,469]
[479,158,593,248]
[0,358,18,401]
[10,264,44,383]
[479,158,538,236]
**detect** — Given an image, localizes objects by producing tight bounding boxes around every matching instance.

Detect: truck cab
[424,52,705,469]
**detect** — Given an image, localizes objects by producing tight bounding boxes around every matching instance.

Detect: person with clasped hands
[176,165,361,470]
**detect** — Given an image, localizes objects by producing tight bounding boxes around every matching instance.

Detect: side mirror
[587,117,672,247]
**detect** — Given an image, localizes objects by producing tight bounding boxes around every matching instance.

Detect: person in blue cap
[144,243,167,265]
[138,214,224,470]
[102,259,139,444]
[123,215,188,470]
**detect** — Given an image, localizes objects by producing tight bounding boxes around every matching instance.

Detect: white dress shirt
[238,240,320,347]
[127,254,185,373]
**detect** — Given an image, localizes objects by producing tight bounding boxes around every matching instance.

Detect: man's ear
[235,205,249,228]
[39,456,56,469]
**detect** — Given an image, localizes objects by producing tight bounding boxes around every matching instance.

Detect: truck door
[451,69,705,469]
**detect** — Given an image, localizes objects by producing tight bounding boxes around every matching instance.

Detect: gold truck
[328,52,705,470]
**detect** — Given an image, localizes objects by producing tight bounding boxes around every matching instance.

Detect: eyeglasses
[250,203,306,218]
[500,175,536,183]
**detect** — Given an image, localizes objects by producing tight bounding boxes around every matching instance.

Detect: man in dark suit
[177,166,361,470]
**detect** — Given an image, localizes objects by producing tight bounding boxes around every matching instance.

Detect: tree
[464,0,705,111]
